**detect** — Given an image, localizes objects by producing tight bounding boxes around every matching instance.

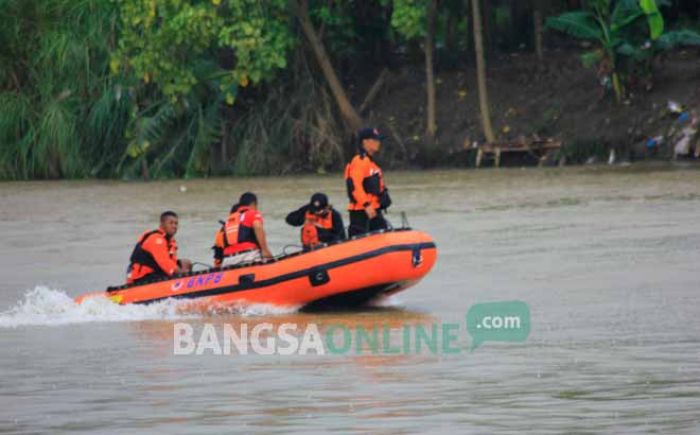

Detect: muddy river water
[1,165,699,433]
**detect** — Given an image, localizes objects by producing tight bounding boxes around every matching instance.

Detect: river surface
[1,165,699,433]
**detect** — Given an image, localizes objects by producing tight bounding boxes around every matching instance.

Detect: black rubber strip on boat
[132,242,436,304]
[300,283,399,311]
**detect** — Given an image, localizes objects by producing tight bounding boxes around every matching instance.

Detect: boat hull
[75,229,437,310]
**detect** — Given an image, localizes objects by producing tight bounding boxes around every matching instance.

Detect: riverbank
[5,1,700,181]
[3,49,700,181]
[359,50,700,167]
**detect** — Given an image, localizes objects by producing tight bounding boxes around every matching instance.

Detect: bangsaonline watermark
[174,301,530,356]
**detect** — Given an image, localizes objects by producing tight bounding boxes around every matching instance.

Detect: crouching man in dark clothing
[286,193,345,250]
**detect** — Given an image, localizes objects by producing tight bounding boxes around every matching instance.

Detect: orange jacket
[213,206,262,266]
[344,152,385,211]
[127,228,178,284]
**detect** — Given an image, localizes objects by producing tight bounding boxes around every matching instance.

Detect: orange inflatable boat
[75,229,437,310]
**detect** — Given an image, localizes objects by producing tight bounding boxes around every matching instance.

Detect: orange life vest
[127,229,178,284]
[213,206,260,266]
[301,210,334,248]
[345,152,390,211]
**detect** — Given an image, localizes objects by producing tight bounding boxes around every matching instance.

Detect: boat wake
[0,286,299,328]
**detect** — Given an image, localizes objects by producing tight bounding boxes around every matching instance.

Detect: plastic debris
[676,112,690,124]
[646,136,663,150]
[674,126,697,157]
[668,100,683,114]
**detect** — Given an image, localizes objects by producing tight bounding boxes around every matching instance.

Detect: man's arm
[177,259,192,273]
[143,236,179,275]
[253,220,273,259]
[285,205,309,227]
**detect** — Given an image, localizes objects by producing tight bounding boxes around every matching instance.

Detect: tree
[115,0,292,103]
[290,0,363,132]
[425,0,437,142]
[113,0,294,177]
[533,0,546,60]
[471,0,496,143]
[391,0,437,144]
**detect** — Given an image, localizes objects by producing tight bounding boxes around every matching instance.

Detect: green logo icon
[466,300,530,351]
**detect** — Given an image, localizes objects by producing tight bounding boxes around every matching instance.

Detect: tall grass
[0,0,129,179]
[0,0,225,180]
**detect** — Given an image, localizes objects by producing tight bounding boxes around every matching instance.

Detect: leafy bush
[547,0,700,102]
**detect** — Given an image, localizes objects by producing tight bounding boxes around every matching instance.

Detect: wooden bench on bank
[475,138,563,168]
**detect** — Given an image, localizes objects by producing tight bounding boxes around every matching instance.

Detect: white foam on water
[0,286,193,328]
[369,294,404,308]
[0,286,300,328]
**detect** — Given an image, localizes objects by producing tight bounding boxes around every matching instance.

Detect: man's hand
[176,259,192,274]
[365,206,377,219]
[261,249,273,259]
[180,259,192,273]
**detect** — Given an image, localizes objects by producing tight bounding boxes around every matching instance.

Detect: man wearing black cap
[344,127,392,236]
[286,193,345,250]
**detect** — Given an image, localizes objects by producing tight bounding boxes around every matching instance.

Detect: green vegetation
[113,0,294,178]
[546,0,700,102]
[1,0,699,180]
[0,0,128,179]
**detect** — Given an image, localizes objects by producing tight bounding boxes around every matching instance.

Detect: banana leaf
[545,12,602,41]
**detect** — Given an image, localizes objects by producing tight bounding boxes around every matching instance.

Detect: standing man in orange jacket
[345,127,392,237]
[126,211,192,284]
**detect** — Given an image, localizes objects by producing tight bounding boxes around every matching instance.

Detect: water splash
[0,287,299,328]
[0,286,192,328]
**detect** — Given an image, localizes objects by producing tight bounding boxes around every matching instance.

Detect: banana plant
[546,0,700,102]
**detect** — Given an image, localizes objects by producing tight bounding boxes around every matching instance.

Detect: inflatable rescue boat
[75,229,437,310]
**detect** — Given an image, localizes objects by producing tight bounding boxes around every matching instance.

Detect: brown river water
[1,165,699,433]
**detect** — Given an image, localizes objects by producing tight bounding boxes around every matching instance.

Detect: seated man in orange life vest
[285,193,345,250]
[126,211,192,284]
[213,192,273,268]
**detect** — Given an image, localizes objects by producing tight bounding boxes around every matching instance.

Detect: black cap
[357,127,385,141]
[309,192,329,213]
